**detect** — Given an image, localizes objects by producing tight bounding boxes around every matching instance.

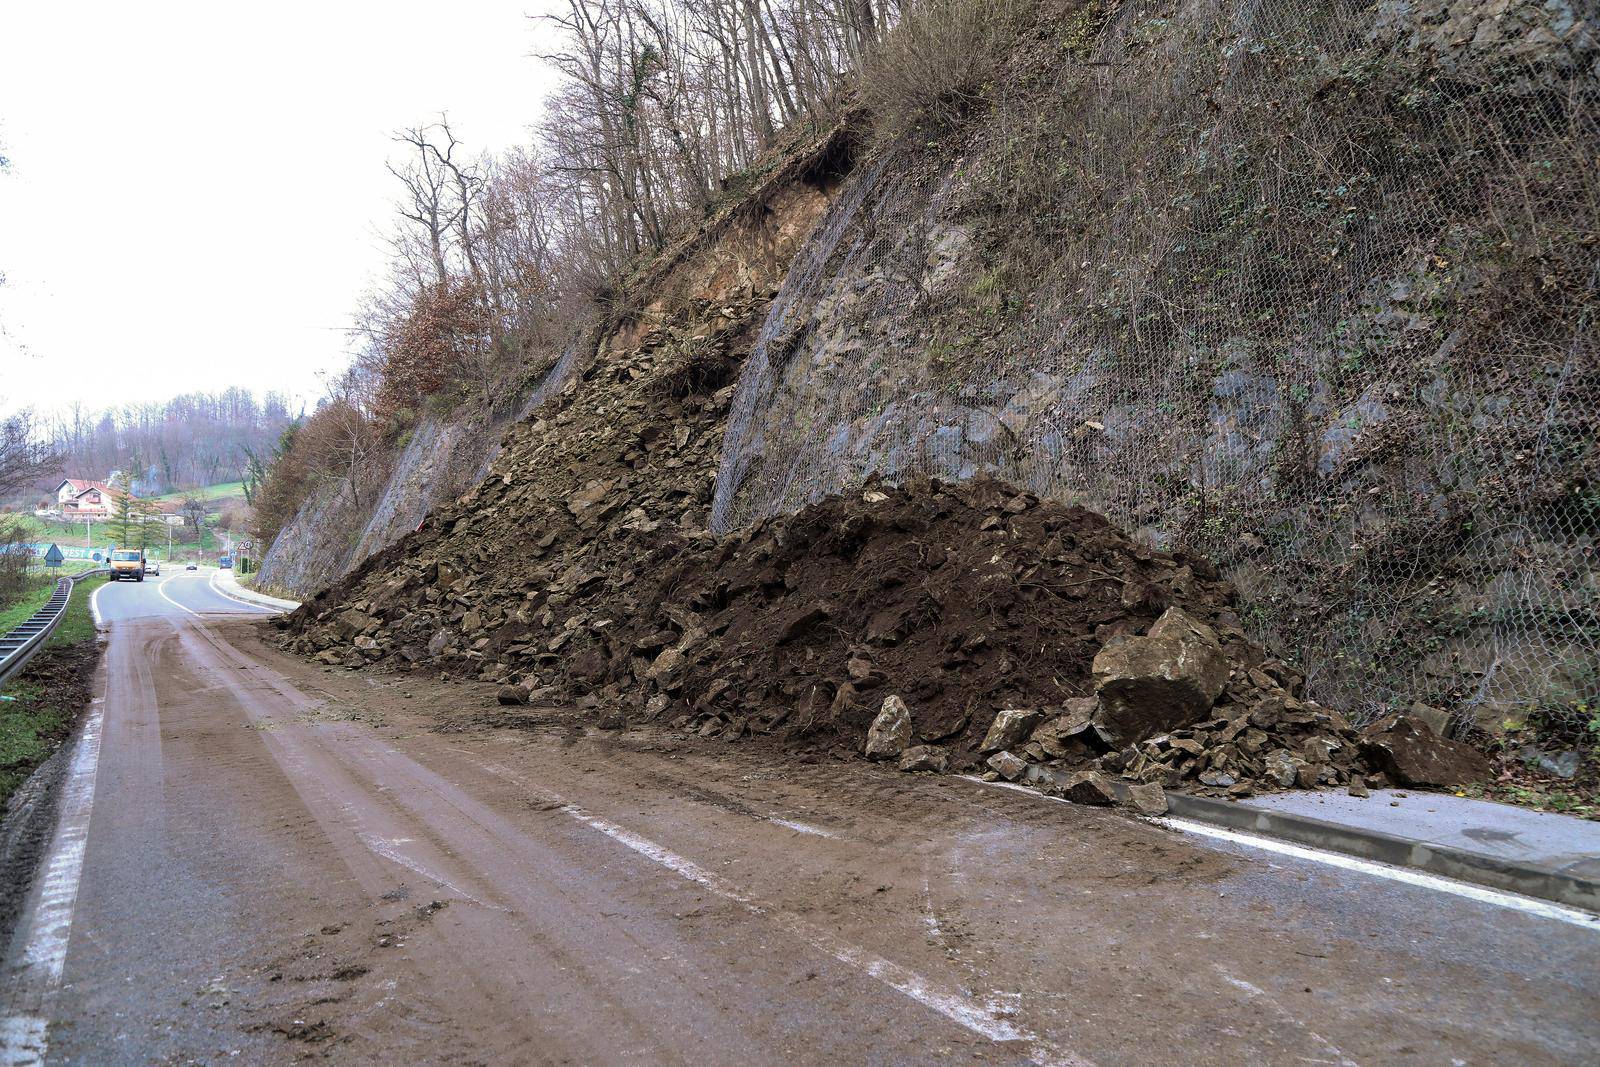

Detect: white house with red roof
[55,478,120,516]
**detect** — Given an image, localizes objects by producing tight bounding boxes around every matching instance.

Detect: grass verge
[0,571,68,635]
[0,576,106,807]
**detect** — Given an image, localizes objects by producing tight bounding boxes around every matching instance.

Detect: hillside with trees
[263,0,1595,775]
[252,0,879,553]
[34,388,296,501]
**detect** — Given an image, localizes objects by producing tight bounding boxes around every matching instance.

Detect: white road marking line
[0,1017,47,1066]
[440,749,1086,1056]
[920,875,946,943]
[558,802,1090,1066]
[1161,815,1600,930]
[961,777,1600,931]
[206,572,278,614]
[450,749,1087,1059]
[0,701,105,1065]
[355,832,501,910]
[156,575,203,619]
[391,747,1076,1057]
[767,816,838,838]
[1214,966,1359,1067]
[87,580,105,628]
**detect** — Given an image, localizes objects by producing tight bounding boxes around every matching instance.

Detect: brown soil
[595,475,1246,750]
[286,464,1417,795]
[0,639,99,807]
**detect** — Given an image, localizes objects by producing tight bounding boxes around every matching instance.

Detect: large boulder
[1360,714,1491,787]
[1091,608,1231,744]
[866,695,914,759]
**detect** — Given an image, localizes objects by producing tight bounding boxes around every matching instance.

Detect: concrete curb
[211,571,300,613]
[1019,764,1600,914]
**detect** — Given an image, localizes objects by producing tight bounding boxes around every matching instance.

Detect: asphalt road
[1,573,1597,1064]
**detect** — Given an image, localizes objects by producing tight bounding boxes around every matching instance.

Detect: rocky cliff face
[710,0,1598,731]
[259,119,851,602]
[266,122,849,601]
[257,340,589,598]
[270,0,1596,737]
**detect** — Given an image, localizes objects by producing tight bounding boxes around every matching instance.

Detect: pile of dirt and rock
[283,472,1489,809]
[583,476,1489,807]
[280,279,782,688]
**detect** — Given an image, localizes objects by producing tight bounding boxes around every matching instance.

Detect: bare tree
[259,0,899,530]
[179,495,208,541]
[0,407,56,498]
[389,122,464,285]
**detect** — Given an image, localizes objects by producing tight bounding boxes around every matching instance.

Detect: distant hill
[32,388,296,503]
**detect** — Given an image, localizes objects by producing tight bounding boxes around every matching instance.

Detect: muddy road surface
[1,571,1596,1064]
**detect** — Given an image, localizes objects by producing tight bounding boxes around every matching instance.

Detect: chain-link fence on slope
[712,0,1599,735]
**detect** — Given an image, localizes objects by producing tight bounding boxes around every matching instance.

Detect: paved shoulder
[209,570,299,613]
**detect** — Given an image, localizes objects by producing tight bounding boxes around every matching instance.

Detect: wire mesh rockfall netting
[711,0,1599,733]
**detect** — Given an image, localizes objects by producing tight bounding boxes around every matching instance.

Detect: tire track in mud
[180,620,1068,1064]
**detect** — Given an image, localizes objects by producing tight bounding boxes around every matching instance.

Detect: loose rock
[987,751,1028,781]
[899,745,949,773]
[1360,714,1491,787]
[981,708,1045,753]
[1061,770,1117,806]
[1124,781,1169,815]
[866,695,914,760]
[1091,608,1231,744]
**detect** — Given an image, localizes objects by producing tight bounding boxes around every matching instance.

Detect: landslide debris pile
[285,471,1488,802]
[611,476,1248,745]
[283,282,774,682]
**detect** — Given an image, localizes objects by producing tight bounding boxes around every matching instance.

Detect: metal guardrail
[0,569,108,687]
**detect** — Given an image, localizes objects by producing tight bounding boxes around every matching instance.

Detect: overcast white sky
[0,1,559,420]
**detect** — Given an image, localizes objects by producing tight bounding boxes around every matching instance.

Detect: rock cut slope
[282,123,852,687]
[278,69,1502,800]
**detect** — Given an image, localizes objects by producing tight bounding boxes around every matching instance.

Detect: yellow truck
[108,548,146,582]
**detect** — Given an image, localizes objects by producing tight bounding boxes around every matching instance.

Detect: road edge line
[208,571,298,613]
[87,581,105,628]
[0,697,106,1064]
[1010,764,1600,915]
[960,776,1600,930]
